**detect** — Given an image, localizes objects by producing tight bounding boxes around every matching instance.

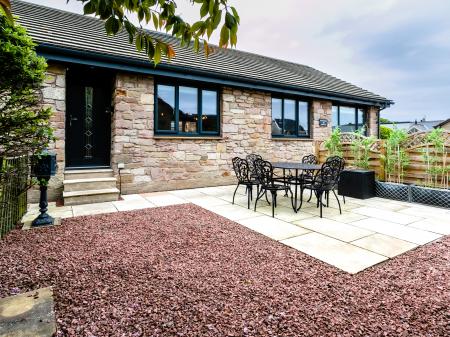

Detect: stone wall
[37,66,382,199]
[111,73,327,194]
[367,106,379,137]
[29,63,66,202]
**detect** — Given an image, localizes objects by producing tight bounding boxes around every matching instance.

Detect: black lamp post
[31,151,57,227]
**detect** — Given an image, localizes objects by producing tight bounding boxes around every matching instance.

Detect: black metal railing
[0,156,29,238]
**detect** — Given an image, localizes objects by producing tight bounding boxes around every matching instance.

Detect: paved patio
[23,185,448,273]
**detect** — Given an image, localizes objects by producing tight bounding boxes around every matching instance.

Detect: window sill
[153,135,222,140]
[271,137,314,141]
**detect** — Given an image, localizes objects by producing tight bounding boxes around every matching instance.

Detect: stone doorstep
[0,287,56,337]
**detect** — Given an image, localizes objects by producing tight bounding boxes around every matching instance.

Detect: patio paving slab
[351,206,423,225]
[208,204,258,221]
[280,232,387,274]
[350,218,442,245]
[187,195,230,208]
[141,192,189,207]
[407,218,450,235]
[398,205,450,219]
[293,217,374,242]
[112,196,156,212]
[352,233,418,258]
[72,202,117,217]
[237,215,310,241]
[0,287,56,337]
[322,211,367,223]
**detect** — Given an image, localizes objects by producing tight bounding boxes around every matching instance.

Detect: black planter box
[338,169,375,199]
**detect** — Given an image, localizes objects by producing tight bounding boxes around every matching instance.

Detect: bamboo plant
[422,128,449,189]
[324,127,343,157]
[350,128,376,169]
[381,128,409,184]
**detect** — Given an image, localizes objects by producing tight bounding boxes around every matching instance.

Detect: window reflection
[202,90,218,132]
[271,98,282,135]
[298,101,309,136]
[179,86,198,133]
[283,99,296,135]
[157,85,176,131]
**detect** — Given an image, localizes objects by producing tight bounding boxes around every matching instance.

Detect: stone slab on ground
[22,218,61,231]
[0,287,56,337]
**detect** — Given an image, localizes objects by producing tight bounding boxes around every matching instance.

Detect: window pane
[298,101,309,136]
[357,108,365,131]
[339,106,356,132]
[157,85,175,131]
[271,98,282,135]
[332,106,338,129]
[283,99,296,135]
[179,86,198,133]
[201,90,218,133]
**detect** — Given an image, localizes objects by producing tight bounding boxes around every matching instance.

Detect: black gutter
[37,44,394,108]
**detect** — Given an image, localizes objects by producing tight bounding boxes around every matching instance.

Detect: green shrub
[0,15,53,157]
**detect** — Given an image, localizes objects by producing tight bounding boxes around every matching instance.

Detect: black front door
[66,66,113,168]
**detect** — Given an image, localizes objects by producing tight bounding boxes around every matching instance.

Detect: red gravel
[0,204,448,336]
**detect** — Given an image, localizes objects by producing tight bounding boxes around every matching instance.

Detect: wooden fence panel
[317,131,449,188]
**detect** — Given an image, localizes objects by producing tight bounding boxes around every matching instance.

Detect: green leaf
[219,24,229,48]
[209,0,215,16]
[200,2,208,18]
[135,33,143,51]
[83,1,96,15]
[212,9,221,29]
[105,17,121,35]
[152,12,159,29]
[154,42,161,64]
[231,6,240,24]
[191,21,204,32]
[225,12,235,29]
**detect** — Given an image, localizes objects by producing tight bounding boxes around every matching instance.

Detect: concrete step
[63,177,117,192]
[64,169,114,180]
[63,188,120,206]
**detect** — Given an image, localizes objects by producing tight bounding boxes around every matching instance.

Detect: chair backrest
[315,159,342,189]
[302,154,318,177]
[326,156,345,169]
[246,154,262,176]
[254,158,274,187]
[232,157,251,183]
[302,154,318,165]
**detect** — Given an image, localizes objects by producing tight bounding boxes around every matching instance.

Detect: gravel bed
[0,204,448,336]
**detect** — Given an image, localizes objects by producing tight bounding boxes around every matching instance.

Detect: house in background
[435,118,450,131]
[381,118,447,134]
[12,0,393,204]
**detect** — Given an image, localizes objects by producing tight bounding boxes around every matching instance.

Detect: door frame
[65,65,115,169]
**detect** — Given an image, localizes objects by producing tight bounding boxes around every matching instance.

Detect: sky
[25,0,450,122]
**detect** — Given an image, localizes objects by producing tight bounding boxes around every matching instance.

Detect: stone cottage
[13,0,393,204]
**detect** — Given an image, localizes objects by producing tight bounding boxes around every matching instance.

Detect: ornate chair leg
[333,190,342,214]
[265,190,270,205]
[319,191,323,218]
[271,191,276,217]
[232,183,240,204]
[254,188,265,212]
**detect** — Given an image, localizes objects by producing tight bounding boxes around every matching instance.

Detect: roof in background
[435,118,450,127]
[12,0,392,106]
[381,120,444,131]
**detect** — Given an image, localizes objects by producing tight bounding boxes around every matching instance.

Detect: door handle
[69,115,78,127]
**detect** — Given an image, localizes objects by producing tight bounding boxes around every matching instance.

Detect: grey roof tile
[12,0,391,104]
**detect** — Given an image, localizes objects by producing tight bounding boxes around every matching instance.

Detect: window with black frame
[271,97,310,138]
[332,105,366,133]
[155,83,219,136]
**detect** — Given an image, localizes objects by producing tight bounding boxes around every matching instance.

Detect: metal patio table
[272,162,322,212]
